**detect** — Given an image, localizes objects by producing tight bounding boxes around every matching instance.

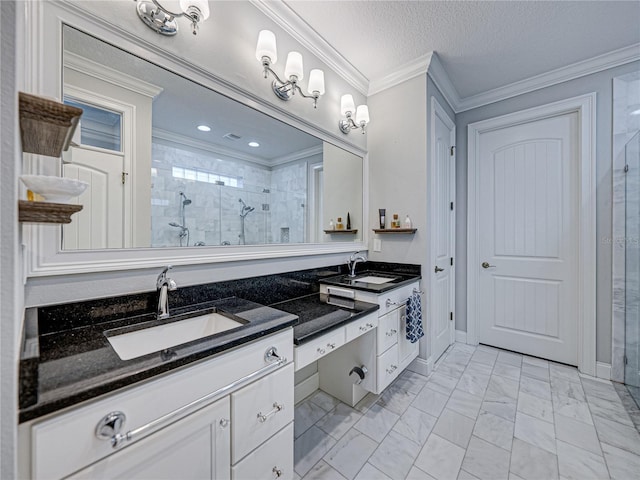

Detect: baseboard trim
[455,330,467,344]
[294,372,319,404]
[596,362,612,381]
[407,356,432,376]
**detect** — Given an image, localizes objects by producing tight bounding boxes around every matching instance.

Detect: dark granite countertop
[270,293,380,345]
[19,297,297,423]
[320,270,421,293]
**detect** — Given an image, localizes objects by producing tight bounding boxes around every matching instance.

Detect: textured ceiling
[284,0,640,99]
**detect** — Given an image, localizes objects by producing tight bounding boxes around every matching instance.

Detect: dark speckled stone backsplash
[37,262,420,334]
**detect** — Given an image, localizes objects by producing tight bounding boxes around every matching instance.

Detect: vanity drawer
[345,312,378,343]
[232,422,293,480]
[231,363,294,463]
[294,329,345,370]
[377,344,400,393]
[377,310,399,353]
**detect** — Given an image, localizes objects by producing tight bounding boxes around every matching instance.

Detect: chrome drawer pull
[386,329,397,336]
[385,299,400,307]
[273,466,283,478]
[317,347,326,354]
[327,342,336,349]
[359,322,374,332]
[366,323,374,328]
[386,364,398,374]
[219,418,229,428]
[257,402,284,423]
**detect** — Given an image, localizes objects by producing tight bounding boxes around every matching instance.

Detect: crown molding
[64,51,164,98]
[368,52,433,96]
[152,128,322,168]
[250,0,369,96]
[425,52,461,112]
[456,43,640,112]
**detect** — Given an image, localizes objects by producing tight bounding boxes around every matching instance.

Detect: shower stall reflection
[238,198,255,245]
[168,191,191,247]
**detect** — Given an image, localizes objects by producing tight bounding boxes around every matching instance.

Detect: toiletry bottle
[346,212,351,230]
[392,213,399,228]
[329,218,334,230]
[379,209,386,229]
[404,214,412,229]
[336,217,344,230]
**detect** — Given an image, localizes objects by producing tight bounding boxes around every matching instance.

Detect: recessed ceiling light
[197,125,211,132]
[248,141,260,147]
[631,109,640,116]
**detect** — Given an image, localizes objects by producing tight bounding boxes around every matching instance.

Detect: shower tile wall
[612,72,640,382]
[150,142,307,247]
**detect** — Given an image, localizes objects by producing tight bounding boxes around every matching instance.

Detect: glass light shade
[284,52,304,81]
[307,69,325,95]
[255,30,277,64]
[340,94,356,116]
[180,0,210,20]
[355,105,370,125]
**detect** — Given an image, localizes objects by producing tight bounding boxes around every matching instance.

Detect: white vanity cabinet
[20,329,294,480]
[319,280,420,395]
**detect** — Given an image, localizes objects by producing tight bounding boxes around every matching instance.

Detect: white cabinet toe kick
[296,281,420,406]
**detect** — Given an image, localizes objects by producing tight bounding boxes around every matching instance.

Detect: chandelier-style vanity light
[136,0,210,36]
[339,94,370,134]
[255,30,325,109]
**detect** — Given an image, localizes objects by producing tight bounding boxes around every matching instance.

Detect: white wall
[455,60,640,364]
[367,75,429,360]
[1,2,21,477]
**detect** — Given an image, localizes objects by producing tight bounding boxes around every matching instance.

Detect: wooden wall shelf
[18,200,83,224]
[324,229,358,234]
[19,92,83,158]
[373,228,417,234]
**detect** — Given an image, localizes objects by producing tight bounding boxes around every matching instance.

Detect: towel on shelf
[406,290,424,343]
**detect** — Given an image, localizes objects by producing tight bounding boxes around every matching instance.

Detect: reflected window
[172,166,243,188]
[63,98,122,152]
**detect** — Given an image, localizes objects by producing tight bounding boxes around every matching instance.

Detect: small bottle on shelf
[404,214,412,229]
[392,213,400,228]
[329,218,334,230]
[336,217,344,230]
[346,212,351,230]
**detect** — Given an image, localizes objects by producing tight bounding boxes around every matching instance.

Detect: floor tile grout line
[578,374,613,480]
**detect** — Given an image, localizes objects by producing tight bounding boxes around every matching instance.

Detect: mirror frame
[22,1,368,277]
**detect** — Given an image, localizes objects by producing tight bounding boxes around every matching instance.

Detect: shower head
[168,222,182,228]
[179,192,192,205]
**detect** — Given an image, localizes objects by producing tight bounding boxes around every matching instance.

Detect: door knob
[434,266,444,273]
[481,262,496,269]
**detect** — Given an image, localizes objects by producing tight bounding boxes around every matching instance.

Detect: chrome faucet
[347,251,367,277]
[156,265,177,320]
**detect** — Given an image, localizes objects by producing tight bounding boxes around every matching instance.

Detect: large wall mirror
[60,25,363,252]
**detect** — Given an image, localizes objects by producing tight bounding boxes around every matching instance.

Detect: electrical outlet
[373,238,382,252]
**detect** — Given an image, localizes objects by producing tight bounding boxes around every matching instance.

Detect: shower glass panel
[625,130,640,405]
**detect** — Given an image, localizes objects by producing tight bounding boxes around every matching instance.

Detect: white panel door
[477,113,579,364]
[430,99,455,363]
[62,147,125,250]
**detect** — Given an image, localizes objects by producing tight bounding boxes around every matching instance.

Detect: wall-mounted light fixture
[255,30,325,109]
[136,0,210,36]
[339,94,370,134]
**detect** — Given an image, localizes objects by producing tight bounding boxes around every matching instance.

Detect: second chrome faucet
[157,265,177,319]
[347,251,367,278]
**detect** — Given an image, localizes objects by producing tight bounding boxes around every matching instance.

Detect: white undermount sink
[354,275,396,284]
[106,312,245,360]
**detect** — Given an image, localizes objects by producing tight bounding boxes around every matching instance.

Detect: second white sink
[354,275,396,284]
[107,312,245,360]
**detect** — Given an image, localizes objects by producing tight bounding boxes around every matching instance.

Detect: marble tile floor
[293,343,640,480]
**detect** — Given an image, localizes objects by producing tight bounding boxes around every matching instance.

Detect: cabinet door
[376,344,400,394]
[68,397,230,480]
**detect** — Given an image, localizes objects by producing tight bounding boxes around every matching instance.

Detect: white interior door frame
[467,93,597,375]
[430,97,457,359]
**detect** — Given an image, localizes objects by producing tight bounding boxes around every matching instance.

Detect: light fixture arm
[136,0,207,36]
[260,57,321,108]
[339,112,367,135]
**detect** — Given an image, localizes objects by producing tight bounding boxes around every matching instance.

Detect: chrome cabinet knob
[317,347,326,354]
[95,411,126,440]
[272,466,283,478]
[219,418,230,428]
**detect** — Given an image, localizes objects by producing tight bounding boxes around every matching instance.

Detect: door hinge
[625,355,628,365]
[449,312,453,321]
[121,172,129,185]
[624,164,629,173]
[450,201,454,211]
[450,146,456,156]
[450,257,453,266]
